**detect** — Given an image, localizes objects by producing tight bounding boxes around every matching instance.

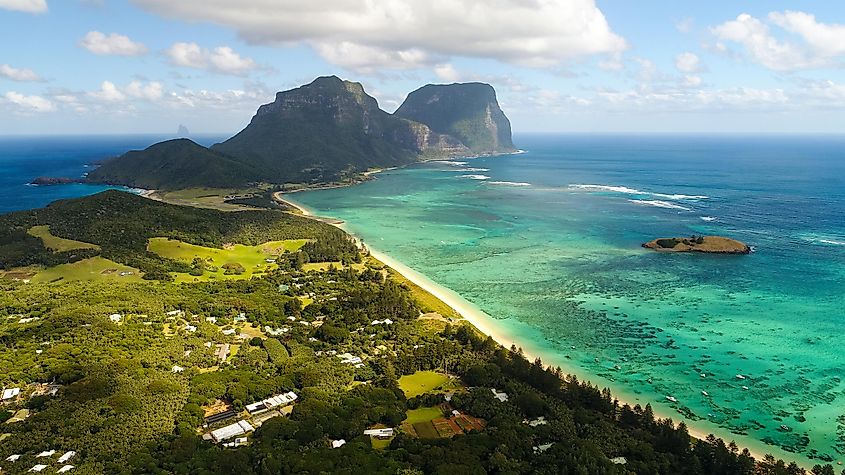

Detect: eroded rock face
[395,82,515,154]
[642,236,751,254]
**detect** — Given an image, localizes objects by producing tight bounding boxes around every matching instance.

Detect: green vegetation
[147,237,307,282]
[395,82,515,153]
[0,190,358,281]
[29,256,142,283]
[79,77,517,190]
[404,406,443,424]
[0,191,826,475]
[398,371,451,398]
[27,225,99,252]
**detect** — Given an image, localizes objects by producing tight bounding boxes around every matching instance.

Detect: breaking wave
[627,200,691,211]
[570,184,708,200]
[488,181,532,187]
[460,174,491,180]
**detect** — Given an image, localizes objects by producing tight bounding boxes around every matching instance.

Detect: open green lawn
[147,237,307,283]
[27,225,100,252]
[30,256,143,283]
[405,406,444,424]
[155,187,251,211]
[398,371,454,398]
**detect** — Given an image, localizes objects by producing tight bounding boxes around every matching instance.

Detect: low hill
[0,190,357,279]
[87,139,261,190]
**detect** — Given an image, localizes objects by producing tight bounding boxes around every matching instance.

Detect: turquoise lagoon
[293,134,845,465]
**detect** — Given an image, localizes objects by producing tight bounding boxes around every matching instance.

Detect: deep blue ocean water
[0,135,224,213]
[2,134,844,464]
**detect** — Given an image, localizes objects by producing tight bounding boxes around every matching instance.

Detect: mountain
[83,76,514,190]
[87,139,261,189]
[394,82,515,153]
[212,76,468,183]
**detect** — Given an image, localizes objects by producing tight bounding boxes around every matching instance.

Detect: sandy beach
[272,191,811,467]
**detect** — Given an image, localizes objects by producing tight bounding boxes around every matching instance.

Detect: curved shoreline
[274,192,814,469]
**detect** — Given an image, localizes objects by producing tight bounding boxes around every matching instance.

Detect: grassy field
[153,187,254,211]
[30,256,143,283]
[27,225,100,252]
[148,237,307,283]
[405,406,444,424]
[398,371,454,398]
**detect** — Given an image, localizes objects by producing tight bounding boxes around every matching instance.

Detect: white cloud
[433,63,460,82]
[675,52,701,73]
[4,91,55,112]
[0,0,47,13]
[0,64,42,82]
[125,80,164,100]
[80,31,148,56]
[133,0,626,72]
[90,81,126,101]
[165,42,257,75]
[711,11,845,71]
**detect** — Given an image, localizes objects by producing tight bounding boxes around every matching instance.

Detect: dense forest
[0,192,838,474]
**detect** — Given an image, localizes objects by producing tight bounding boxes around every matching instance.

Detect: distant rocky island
[76,76,515,191]
[642,235,751,254]
[30,176,84,185]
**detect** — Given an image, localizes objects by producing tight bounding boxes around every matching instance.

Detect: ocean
[292,134,845,465]
[2,134,844,464]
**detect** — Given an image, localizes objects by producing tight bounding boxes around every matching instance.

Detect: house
[57,466,75,473]
[331,439,346,448]
[215,343,230,362]
[2,387,21,400]
[211,420,254,443]
[222,437,247,448]
[221,328,236,336]
[337,353,362,365]
[533,443,553,453]
[205,317,217,324]
[171,365,185,373]
[57,451,76,463]
[29,465,48,472]
[18,317,39,324]
[370,319,394,325]
[185,325,197,332]
[264,326,288,336]
[610,457,627,465]
[265,258,276,264]
[233,313,246,322]
[205,409,237,425]
[5,454,20,462]
[36,450,55,457]
[524,416,548,427]
[491,389,509,402]
[363,428,394,439]
[166,310,184,317]
[108,314,122,322]
[245,391,298,415]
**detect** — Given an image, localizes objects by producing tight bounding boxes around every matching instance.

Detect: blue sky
[2,0,845,134]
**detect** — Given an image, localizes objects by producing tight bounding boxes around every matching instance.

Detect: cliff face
[212,76,466,183]
[394,82,515,154]
[84,76,514,190]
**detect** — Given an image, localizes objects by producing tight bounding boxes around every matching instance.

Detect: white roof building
[337,353,363,365]
[363,428,394,438]
[57,466,75,473]
[108,314,122,322]
[610,457,627,465]
[491,389,509,402]
[2,387,21,400]
[185,325,197,332]
[57,451,76,463]
[166,310,183,316]
[36,450,55,458]
[18,317,40,324]
[211,420,254,442]
[29,465,48,472]
[533,443,553,453]
[246,392,298,414]
[331,439,346,448]
[205,317,217,323]
[172,365,185,373]
[5,454,21,462]
[221,328,236,336]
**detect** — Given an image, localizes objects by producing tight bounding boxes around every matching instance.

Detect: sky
[2,0,845,134]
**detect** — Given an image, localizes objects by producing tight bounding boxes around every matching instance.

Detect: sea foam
[460,174,491,180]
[488,181,531,187]
[570,184,707,200]
[627,199,691,211]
